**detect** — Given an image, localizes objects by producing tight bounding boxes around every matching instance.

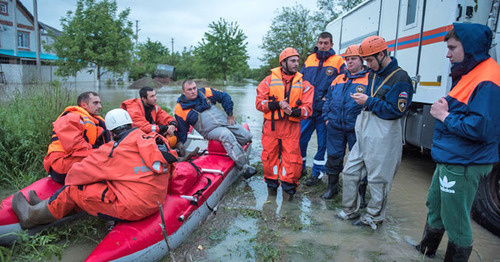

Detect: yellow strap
[370,68,402,97]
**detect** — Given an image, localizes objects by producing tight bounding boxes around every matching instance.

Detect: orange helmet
[359,36,387,57]
[343,45,361,57]
[279,47,300,63]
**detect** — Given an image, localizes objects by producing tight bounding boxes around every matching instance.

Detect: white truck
[325,0,500,236]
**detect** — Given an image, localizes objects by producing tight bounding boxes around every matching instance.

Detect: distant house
[0,0,60,65]
[0,0,124,85]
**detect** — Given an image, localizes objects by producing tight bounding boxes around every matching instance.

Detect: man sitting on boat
[174,80,257,179]
[12,109,178,229]
[121,86,187,157]
[43,91,111,184]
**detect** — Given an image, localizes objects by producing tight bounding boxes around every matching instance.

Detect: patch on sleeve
[356,85,366,93]
[325,67,334,76]
[399,92,408,98]
[398,99,407,112]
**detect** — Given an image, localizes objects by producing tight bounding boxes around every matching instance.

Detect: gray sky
[20,0,319,68]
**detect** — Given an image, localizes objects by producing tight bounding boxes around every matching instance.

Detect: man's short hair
[139,87,154,99]
[77,91,99,106]
[444,28,459,42]
[318,32,333,43]
[182,79,195,90]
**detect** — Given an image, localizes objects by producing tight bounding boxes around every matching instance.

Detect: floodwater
[3,82,499,261]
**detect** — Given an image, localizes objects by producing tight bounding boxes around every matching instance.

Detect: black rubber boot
[178,147,199,162]
[267,187,277,196]
[321,173,339,199]
[415,222,445,258]
[12,192,56,229]
[305,175,321,186]
[176,142,187,157]
[444,241,472,262]
[359,181,367,209]
[282,190,294,202]
[242,164,257,179]
[28,190,43,205]
[300,168,307,180]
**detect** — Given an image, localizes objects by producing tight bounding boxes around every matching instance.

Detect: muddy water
[5,82,498,261]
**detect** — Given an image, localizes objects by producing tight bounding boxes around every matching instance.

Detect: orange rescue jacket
[66,129,177,217]
[121,98,176,134]
[263,67,310,122]
[46,106,107,156]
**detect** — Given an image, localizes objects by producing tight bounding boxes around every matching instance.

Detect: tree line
[48,0,362,83]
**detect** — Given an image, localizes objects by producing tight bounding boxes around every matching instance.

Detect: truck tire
[471,162,500,236]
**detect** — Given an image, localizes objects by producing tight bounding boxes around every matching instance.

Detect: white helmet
[105,109,132,131]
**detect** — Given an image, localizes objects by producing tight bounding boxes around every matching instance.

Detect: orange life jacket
[174,87,213,121]
[449,57,500,105]
[263,67,304,123]
[47,106,106,154]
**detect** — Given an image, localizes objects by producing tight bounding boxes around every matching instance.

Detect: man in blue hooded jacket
[415,23,500,261]
[300,32,345,186]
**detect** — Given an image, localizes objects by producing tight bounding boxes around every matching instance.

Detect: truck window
[406,0,418,26]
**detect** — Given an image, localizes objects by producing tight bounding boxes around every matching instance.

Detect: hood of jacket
[451,23,492,79]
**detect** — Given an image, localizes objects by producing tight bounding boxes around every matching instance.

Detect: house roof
[0,49,58,60]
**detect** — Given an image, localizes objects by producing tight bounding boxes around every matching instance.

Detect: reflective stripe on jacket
[263,67,307,123]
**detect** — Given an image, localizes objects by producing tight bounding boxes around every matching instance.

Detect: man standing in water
[300,32,345,186]
[256,47,314,201]
[321,45,368,200]
[415,23,500,261]
[336,36,413,229]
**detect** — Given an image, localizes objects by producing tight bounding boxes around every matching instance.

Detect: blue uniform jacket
[301,47,346,117]
[364,57,413,120]
[175,87,234,143]
[431,23,500,165]
[322,69,368,131]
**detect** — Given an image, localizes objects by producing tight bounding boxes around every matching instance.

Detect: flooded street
[3,82,498,261]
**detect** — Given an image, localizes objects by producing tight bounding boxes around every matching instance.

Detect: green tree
[50,0,134,87]
[130,38,169,80]
[195,18,249,81]
[260,5,321,71]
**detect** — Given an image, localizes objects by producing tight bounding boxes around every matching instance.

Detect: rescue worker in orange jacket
[12,109,177,228]
[121,86,185,156]
[256,47,314,201]
[43,92,110,184]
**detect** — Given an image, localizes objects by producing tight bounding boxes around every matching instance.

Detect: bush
[0,83,74,190]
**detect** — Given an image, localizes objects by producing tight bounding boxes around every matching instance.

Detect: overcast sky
[20,0,319,68]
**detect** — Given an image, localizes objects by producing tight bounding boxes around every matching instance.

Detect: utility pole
[33,0,42,82]
[135,20,139,47]
[171,38,174,54]
[13,0,17,56]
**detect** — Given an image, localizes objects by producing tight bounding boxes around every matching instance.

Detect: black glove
[290,107,301,117]
[268,101,280,111]
[159,125,169,135]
